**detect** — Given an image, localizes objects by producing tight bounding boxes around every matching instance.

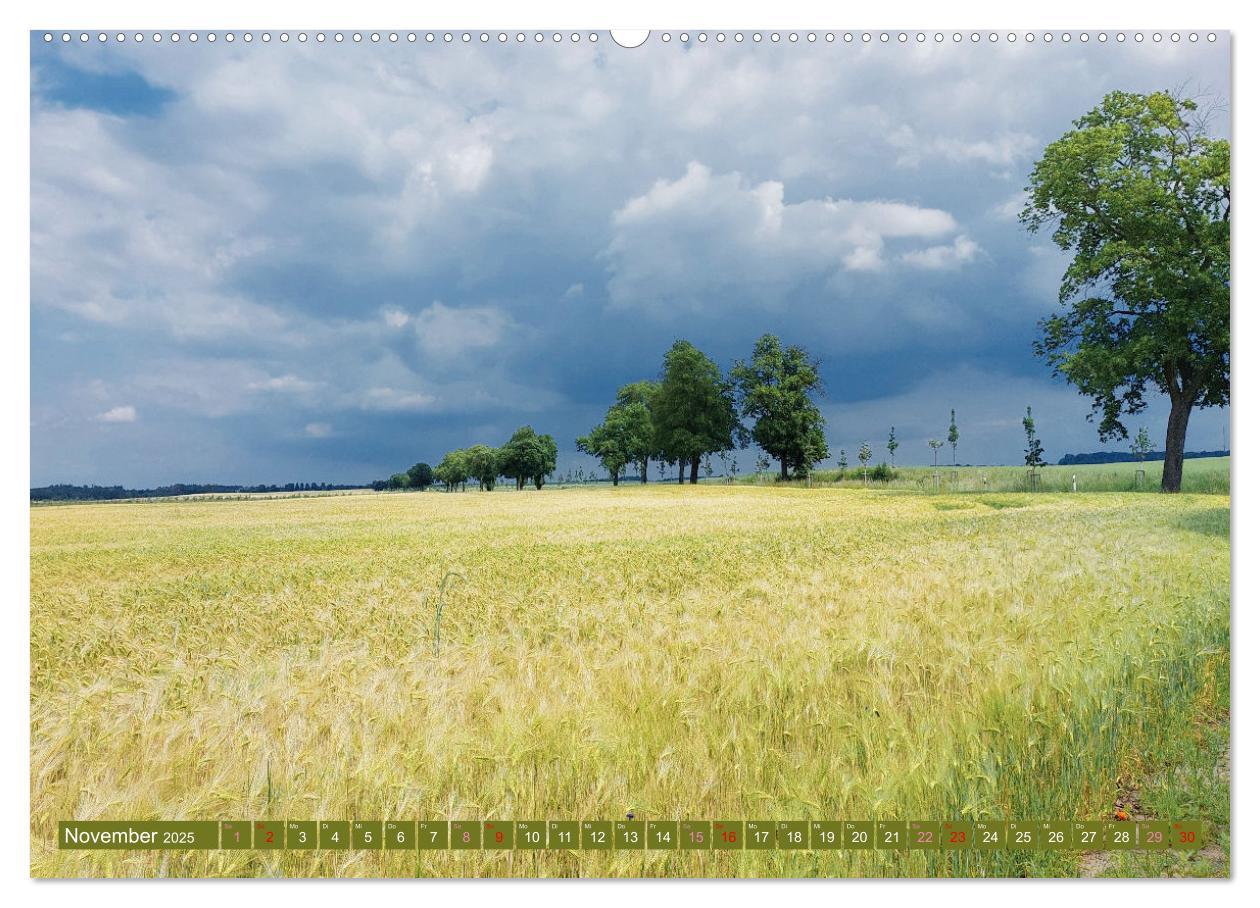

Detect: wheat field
[30,485,1229,878]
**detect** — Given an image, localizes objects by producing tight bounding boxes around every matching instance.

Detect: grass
[29,485,1229,877]
[786,455,1230,495]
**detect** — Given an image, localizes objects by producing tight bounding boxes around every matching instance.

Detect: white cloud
[900,235,982,270]
[991,191,1031,221]
[30,109,278,334]
[412,302,513,359]
[247,374,322,393]
[304,422,333,438]
[383,140,496,246]
[891,131,1037,170]
[97,405,137,423]
[382,307,411,329]
[604,162,972,312]
[360,387,437,412]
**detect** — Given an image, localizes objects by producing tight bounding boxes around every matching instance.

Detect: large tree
[434,449,469,491]
[1022,90,1229,492]
[576,415,631,485]
[578,386,656,486]
[499,426,558,490]
[653,340,742,484]
[731,334,829,480]
[464,444,501,491]
[531,433,558,490]
[406,462,434,490]
[614,380,660,483]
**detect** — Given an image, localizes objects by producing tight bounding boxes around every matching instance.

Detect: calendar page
[28,22,1230,881]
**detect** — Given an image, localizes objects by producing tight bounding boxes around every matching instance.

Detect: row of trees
[578,334,830,485]
[377,397,1052,493]
[371,462,435,491]
[433,426,559,491]
[371,427,558,492]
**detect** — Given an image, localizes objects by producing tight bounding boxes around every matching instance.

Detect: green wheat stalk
[432,571,466,657]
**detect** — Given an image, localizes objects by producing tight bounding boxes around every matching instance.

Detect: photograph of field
[29,26,1229,881]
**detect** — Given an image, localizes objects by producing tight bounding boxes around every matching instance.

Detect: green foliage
[500,426,559,490]
[802,456,1228,494]
[928,438,944,467]
[388,472,410,490]
[615,381,660,482]
[1130,425,1155,463]
[731,334,829,480]
[1023,406,1047,469]
[858,442,872,468]
[464,444,501,491]
[870,462,897,483]
[1022,90,1229,491]
[434,449,470,491]
[576,417,631,485]
[948,410,959,465]
[532,434,558,490]
[406,462,434,490]
[578,381,659,485]
[653,340,742,483]
[886,427,898,467]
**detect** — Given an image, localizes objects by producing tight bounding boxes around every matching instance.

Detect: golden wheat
[30,486,1229,877]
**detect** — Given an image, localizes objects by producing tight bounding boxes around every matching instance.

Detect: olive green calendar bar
[57,819,1206,851]
[58,821,220,849]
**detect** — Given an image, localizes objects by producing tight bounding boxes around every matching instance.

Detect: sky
[30,32,1231,486]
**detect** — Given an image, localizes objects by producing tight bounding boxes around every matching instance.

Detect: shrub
[870,463,898,483]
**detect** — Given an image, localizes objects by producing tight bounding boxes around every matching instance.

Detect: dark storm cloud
[30,35,1231,485]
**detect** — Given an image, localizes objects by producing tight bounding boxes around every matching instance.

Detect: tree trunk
[780,458,789,480]
[678,461,685,484]
[1162,393,1194,493]
[689,456,700,484]
[640,460,648,483]
[612,470,619,486]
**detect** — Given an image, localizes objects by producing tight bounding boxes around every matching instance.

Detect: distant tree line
[30,482,363,501]
[1057,449,1228,466]
[373,426,561,493]
[371,461,437,492]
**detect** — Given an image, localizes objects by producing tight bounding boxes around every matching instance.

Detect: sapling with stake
[1023,406,1047,490]
[948,409,959,465]
[1131,425,1154,486]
